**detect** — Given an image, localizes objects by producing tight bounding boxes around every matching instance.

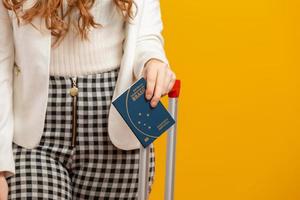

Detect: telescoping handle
[138,80,181,200]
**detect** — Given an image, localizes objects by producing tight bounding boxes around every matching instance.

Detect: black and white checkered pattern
[6,67,155,199]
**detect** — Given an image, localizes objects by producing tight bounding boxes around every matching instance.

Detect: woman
[0,0,176,199]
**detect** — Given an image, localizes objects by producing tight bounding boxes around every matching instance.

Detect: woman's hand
[0,172,8,200]
[142,58,176,108]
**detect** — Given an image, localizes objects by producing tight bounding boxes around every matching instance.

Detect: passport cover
[112,77,176,148]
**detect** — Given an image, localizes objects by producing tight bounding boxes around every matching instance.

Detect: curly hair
[2,0,137,47]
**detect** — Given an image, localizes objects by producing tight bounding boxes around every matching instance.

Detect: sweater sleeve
[133,0,170,79]
[0,2,16,178]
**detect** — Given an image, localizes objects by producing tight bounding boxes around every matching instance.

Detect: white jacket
[0,0,169,178]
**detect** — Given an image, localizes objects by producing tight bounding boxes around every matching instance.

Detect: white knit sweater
[49,0,125,76]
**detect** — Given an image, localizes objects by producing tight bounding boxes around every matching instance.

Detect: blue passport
[112,77,176,148]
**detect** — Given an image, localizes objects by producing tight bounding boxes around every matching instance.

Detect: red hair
[3,0,136,47]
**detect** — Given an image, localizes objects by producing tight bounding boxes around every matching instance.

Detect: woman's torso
[49,0,125,76]
[6,0,146,150]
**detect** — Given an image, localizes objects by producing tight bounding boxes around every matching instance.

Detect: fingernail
[151,101,156,107]
[146,93,151,100]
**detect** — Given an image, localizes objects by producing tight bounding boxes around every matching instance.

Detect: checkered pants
[6,67,155,199]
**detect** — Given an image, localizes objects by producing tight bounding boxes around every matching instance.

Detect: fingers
[150,66,165,107]
[144,59,176,108]
[145,66,158,101]
[163,69,176,96]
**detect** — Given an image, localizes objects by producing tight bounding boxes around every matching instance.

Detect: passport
[112,77,176,148]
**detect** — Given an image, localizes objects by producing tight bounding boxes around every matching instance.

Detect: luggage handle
[138,80,181,200]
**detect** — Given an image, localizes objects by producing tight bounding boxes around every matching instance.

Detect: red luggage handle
[168,80,181,98]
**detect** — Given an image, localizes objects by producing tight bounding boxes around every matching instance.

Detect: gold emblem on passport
[130,83,145,101]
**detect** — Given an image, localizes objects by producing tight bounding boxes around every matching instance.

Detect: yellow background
[150,0,300,199]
